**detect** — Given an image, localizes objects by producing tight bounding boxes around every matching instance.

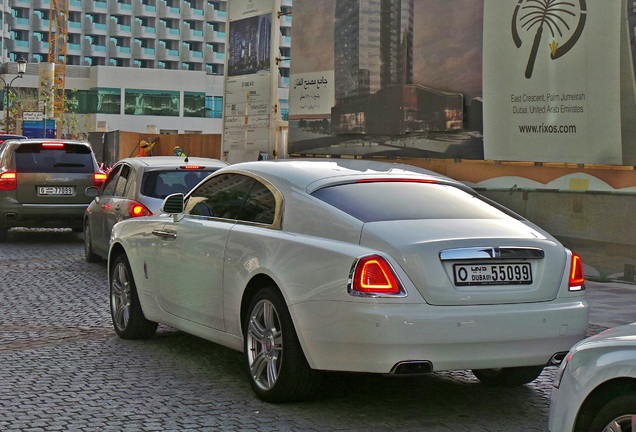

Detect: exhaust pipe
[390,361,433,375]
[549,352,568,366]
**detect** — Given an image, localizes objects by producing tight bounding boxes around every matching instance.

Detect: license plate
[453,263,532,286]
[38,186,74,196]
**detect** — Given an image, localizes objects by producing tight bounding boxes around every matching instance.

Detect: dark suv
[0,139,106,241]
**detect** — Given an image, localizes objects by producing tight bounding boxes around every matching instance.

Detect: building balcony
[68,20,83,33]
[204,50,225,65]
[133,42,156,59]
[205,28,226,44]
[31,15,51,32]
[180,46,204,63]
[84,17,109,35]
[84,0,108,13]
[156,46,180,62]
[109,19,133,36]
[132,20,157,37]
[157,1,181,19]
[30,0,51,9]
[157,24,181,40]
[109,1,134,14]
[108,40,132,58]
[68,43,82,53]
[30,36,49,53]
[181,24,204,42]
[6,15,30,31]
[180,1,205,20]
[133,1,157,15]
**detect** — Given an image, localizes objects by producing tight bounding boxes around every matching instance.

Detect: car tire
[244,286,322,403]
[586,393,636,432]
[84,221,101,262]
[110,253,158,339]
[472,366,544,386]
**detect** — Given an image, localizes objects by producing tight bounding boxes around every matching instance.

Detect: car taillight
[94,172,107,188]
[349,255,404,297]
[41,142,65,149]
[568,253,585,291]
[0,171,17,191]
[181,165,204,169]
[127,201,152,218]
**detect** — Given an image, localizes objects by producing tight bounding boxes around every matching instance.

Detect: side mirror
[161,193,184,215]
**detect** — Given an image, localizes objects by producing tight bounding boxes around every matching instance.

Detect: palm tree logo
[512,0,587,79]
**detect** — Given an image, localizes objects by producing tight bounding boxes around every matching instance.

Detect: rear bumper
[0,202,88,229]
[290,297,588,373]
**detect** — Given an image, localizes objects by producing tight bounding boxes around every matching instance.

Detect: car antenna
[184,155,189,163]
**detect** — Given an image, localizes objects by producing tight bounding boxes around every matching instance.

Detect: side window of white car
[185,173,276,225]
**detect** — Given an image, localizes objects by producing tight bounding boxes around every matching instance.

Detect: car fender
[221,223,424,339]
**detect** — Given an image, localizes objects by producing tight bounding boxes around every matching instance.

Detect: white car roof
[219,159,458,193]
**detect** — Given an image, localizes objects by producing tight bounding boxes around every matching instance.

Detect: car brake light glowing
[568,253,585,291]
[181,165,203,170]
[94,172,107,188]
[41,142,65,149]
[128,201,152,218]
[350,255,403,296]
[355,178,437,184]
[0,171,17,191]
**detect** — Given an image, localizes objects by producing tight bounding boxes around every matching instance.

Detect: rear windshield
[311,182,511,223]
[141,169,216,198]
[14,143,95,173]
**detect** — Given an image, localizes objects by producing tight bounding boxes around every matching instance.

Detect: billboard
[223,0,279,163]
[289,0,636,170]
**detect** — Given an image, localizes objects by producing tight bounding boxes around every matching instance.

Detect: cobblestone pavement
[0,229,631,432]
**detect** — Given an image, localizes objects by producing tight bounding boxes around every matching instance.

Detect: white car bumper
[290,298,588,373]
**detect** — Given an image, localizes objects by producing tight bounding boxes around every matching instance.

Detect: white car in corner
[107,159,589,402]
[549,323,636,431]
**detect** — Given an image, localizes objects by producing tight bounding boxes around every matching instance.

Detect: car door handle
[152,229,177,240]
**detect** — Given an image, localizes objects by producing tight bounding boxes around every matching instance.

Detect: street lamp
[1,57,27,133]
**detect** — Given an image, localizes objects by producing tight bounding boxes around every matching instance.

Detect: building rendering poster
[289,0,635,168]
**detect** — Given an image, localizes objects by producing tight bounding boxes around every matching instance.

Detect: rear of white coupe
[108,159,588,402]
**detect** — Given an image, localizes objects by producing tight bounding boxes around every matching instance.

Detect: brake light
[127,201,152,218]
[181,165,203,170]
[568,253,585,291]
[94,172,107,188]
[0,171,17,191]
[350,255,403,296]
[355,178,437,184]
[41,142,65,149]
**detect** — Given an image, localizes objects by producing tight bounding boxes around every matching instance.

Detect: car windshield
[142,170,213,198]
[14,143,95,173]
[311,181,511,223]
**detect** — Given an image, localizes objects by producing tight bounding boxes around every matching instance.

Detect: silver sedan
[84,155,227,261]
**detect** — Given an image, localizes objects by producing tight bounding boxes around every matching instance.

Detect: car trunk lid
[360,219,567,306]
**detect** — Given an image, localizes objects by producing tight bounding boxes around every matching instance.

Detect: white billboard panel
[483,0,622,164]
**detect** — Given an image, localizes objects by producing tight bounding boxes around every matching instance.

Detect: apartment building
[0,0,292,135]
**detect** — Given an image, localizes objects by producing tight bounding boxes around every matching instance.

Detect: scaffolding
[48,0,69,121]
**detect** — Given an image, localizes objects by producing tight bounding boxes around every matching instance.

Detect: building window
[205,96,223,118]
[124,89,180,116]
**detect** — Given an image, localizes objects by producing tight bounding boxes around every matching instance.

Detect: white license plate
[38,186,74,196]
[453,263,532,286]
